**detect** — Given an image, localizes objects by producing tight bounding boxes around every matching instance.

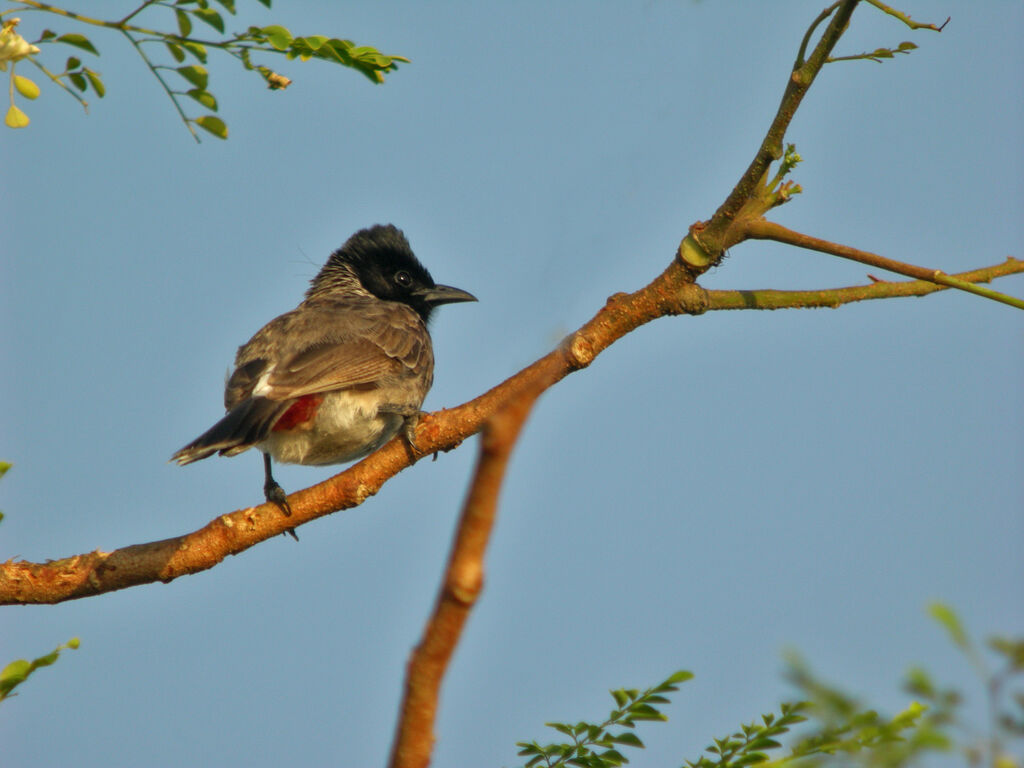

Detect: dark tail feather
[172,397,290,465]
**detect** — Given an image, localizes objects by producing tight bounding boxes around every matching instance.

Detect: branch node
[566,332,596,369]
[678,232,714,269]
[677,283,710,315]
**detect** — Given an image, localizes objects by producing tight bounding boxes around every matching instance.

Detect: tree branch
[0,258,704,605]
[2,253,1019,606]
[2,2,1014,607]
[707,257,1024,310]
[692,0,861,263]
[744,219,1024,310]
[388,381,548,768]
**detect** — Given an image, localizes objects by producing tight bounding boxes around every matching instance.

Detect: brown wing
[224,298,432,409]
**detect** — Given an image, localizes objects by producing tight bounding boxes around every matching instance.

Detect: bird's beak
[417,284,478,306]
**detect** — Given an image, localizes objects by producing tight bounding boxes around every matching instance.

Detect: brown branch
[0,259,705,606]
[693,0,861,262]
[4,252,1020,606]
[744,219,1024,309]
[0,2,1008,607]
[387,380,548,768]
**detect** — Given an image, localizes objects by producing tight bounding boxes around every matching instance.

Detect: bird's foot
[264,479,291,515]
[264,480,298,541]
[402,410,438,461]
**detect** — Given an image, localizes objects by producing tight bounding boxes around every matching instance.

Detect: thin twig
[744,219,1024,310]
[707,258,1024,310]
[795,1,841,68]
[695,0,860,260]
[864,0,949,31]
[117,0,160,27]
[25,55,88,110]
[121,28,199,141]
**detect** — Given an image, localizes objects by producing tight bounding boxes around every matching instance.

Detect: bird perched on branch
[172,224,476,515]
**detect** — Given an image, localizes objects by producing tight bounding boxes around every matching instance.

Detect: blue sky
[3,1,1022,766]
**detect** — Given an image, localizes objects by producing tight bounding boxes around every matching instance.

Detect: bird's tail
[171,397,290,465]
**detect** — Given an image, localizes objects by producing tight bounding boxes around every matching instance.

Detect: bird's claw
[264,480,299,541]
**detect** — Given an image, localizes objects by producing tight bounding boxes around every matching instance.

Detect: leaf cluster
[828,41,918,64]
[685,702,810,768]
[516,670,694,767]
[514,607,1023,768]
[4,0,408,139]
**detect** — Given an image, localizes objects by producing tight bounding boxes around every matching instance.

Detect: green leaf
[0,659,31,693]
[745,737,781,751]
[598,748,627,764]
[31,649,60,668]
[175,9,192,37]
[84,69,105,98]
[14,75,39,100]
[898,41,918,51]
[611,689,629,708]
[609,732,643,747]
[989,636,1024,669]
[212,0,236,13]
[192,8,225,33]
[166,42,186,62]
[664,670,695,685]
[929,602,969,651]
[0,461,9,480]
[181,41,207,63]
[550,722,574,737]
[55,33,98,55]
[297,35,327,51]
[626,703,665,721]
[256,0,271,7]
[186,88,217,110]
[176,65,208,90]
[65,55,81,70]
[261,25,292,51]
[194,114,227,139]
[734,752,769,765]
[68,72,87,91]
[39,29,57,41]
[904,666,935,698]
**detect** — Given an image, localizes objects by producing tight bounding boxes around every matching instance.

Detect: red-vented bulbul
[172,224,476,513]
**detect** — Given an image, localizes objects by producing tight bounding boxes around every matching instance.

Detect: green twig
[744,219,1024,310]
[117,0,160,27]
[707,257,1024,311]
[795,1,841,68]
[25,54,87,109]
[864,0,949,31]
[930,271,1024,310]
[121,27,198,141]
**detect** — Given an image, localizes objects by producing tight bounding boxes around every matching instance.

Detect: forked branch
[2,0,1019,610]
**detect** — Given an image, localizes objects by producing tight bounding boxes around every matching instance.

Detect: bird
[172,224,476,516]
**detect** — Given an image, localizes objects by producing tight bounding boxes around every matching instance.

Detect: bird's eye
[394,271,412,287]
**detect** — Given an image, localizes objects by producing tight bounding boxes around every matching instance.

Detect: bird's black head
[308,224,476,321]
